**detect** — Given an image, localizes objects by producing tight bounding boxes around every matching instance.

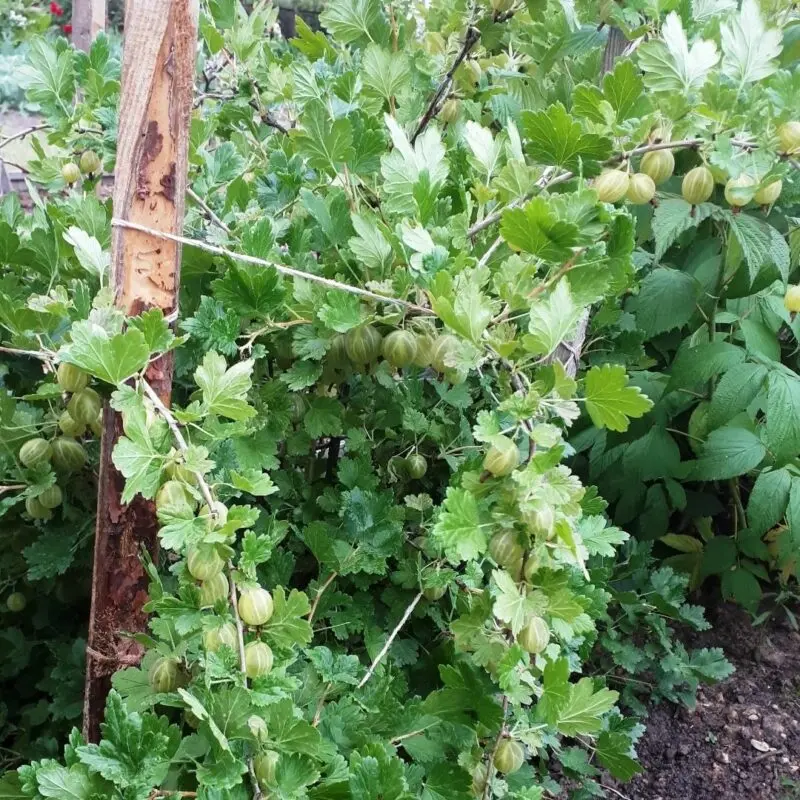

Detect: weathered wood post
[83,0,198,741]
[71,0,107,52]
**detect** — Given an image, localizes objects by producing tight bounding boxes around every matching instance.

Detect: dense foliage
[2,0,799,797]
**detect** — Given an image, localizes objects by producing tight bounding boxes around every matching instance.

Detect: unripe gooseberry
[625,172,655,204]
[56,363,89,393]
[25,496,50,519]
[51,437,86,473]
[199,572,230,607]
[186,545,225,581]
[244,641,274,678]
[494,739,525,774]
[199,501,228,528]
[412,333,434,367]
[594,169,629,203]
[724,174,756,207]
[203,621,238,652]
[471,763,488,797]
[483,435,520,477]
[429,334,459,373]
[488,530,524,570]
[423,585,446,601]
[6,592,26,612]
[238,587,274,626]
[382,330,419,368]
[406,453,427,479]
[777,121,800,155]
[155,480,195,513]
[67,388,102,425]
[754,179,782,206]
[61,163,81,184]
[440,98,461,124]
[639,149,675,185]
[784,285,800,313]
[517,616,550,654]
[165,457,199,486]
[58,411,85,437]
[19,438,52,468]
[681,166,714,205]
[37,484,63,509]
[79,150,101,175]
[344,325,383,365]
[148,656,183,693]
[254,751,279,788]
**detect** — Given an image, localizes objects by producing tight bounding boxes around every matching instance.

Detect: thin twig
[0,123,49,150]
[0,346,52,361]
[187,187,230,233]
[0,484,25,495]
[111,218,433,314]
[308,571,338,624]
[140,379,216,510]
[482,696,510,800]
[227,562,247,675]
[357,591,423,688]
[477,235,504,269]
[149,791,198,799]
[411,26,481,145]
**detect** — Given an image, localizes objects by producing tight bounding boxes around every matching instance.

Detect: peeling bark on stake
[83,0,197,742]
[71,0,106,53]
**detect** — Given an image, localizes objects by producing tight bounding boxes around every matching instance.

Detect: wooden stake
[82,0,197,742]
[71,0,107,52]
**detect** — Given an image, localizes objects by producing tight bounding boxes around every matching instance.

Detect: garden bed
[625,604,800,800]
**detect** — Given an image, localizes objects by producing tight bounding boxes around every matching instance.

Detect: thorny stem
[411,25,481,145]
[187,187,230,233]
[482,695,510,800]
[357,591,423,688]
[140,379,262,799]
[111,218,433,315]
[0,346,53,361]
[0,123,50,150]
[308,571,338,624]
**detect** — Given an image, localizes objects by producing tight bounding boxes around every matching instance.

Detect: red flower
[63,22,72,33]
[49,1,64,15]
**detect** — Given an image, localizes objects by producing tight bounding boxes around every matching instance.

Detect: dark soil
[625,602,800,800]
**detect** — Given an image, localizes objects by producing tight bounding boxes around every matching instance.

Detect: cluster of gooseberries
[18,363,95,520]
[60,150,102,185]
[325,323,462,380]
[594,121,800,211]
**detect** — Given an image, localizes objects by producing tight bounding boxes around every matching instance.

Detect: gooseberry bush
[5,0,800,796]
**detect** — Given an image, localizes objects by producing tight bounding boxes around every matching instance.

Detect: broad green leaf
[463,122,501,179]
[194,352,256,421]
[319,0,380,44]
[500,197,581,262]
[578,516,628,557]
[638,12,719,94]
[32,762,95,799]
[765,369,800,461]
[429,271,495,345]
[524,280,583,358]
[596,731,642,781]
[521,103,611,173]
[304,396,344,438]
[723,211,790,282]
[263,587,312,649]
[19,39,75,120]
[211,260,284,320]
[708,363,767,428]
[747,468,790,536]
[59,320,149,385]
[348,213,393,273]
[432,487,486,563]
[668,342,746,391]
[721,566,761,611]
[63,227,109,280]
[628,267,701,338]
[317,292,363,333]
[652,199,713,261]
[602,59,647,121]
[293,100,354,175]
[691,427,766,480]
[492,569,541,635]
[584,364,653,432]
[361,44,409,101]
[720,0,781,86]
[555,679,618,736]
